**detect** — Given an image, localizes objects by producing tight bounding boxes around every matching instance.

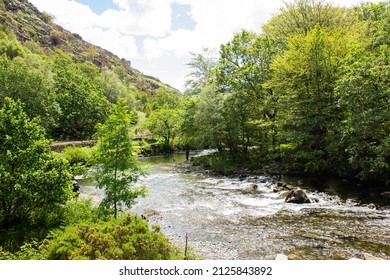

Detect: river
[79,152,390,260]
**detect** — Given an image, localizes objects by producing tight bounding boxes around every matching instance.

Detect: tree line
[177,0,389,183]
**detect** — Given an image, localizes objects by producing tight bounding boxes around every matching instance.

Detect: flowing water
[79,152,390,260]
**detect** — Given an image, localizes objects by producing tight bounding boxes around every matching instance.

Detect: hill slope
[0,0,180,96]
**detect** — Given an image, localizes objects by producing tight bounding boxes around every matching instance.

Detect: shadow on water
[79,153,390,260]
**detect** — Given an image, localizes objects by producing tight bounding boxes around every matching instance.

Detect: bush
[62,146,93,166]
[62,198,101,226]
[43,214,181,260]
[0,241,46,260]
[61,146,93,175]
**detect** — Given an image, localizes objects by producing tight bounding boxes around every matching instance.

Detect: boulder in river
[141,208,160,220]
[380,191,390,199]
[241,184,259,193]
[285,188,311,204]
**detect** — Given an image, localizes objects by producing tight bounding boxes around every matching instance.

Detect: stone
[141,208,160,220]
[362,253,385,260]
[333,252,347,260]
[285,188,311,204]
[275,254,288,260]
[380,192,390,199]
[241,184,259,193]
[287,253,301,260]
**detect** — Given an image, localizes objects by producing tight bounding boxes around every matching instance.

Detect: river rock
[242,184,259,193]
[275,254,288,260]
[287,253,302,260]
[380,191,390,199]
[362,253,386,260]
[285,188,311,204]
[141,208,160,220]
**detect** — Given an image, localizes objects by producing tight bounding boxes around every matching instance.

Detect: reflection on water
[79,153,390,260]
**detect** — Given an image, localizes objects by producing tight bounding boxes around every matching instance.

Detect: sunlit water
[79,153,390,260]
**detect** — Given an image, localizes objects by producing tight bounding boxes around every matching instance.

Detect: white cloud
[142,0,281,60]
[29,0,174,61]
[100,0,172,37]
[29,0,385,91]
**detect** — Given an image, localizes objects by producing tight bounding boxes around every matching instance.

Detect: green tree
[100,69,134,105]
[0,98,72,246]
[271,25,353,172]
[263,0,358,47]
[185,48,218,95]
[149,89,181,111]
[335,2,390,181]
[0,55,60,134]
[216,30,281,156]
[180,84,226,150]
[91,99,146,219]
[53,54,111,140]
[182,50,223,150]
[145,108,182,151]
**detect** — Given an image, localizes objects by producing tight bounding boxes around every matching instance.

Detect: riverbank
[190,150,390,194]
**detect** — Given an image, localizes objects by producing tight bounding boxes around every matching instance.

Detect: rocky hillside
[0,0,179,96]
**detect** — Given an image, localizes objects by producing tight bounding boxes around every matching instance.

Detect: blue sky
[77,0,117,14]
[29,0,383,91]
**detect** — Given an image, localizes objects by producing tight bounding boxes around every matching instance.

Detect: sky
[29,0,383,91]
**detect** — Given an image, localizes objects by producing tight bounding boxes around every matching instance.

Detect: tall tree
[0,98,71,231]
[335,2,390,181]
[144,108,182,151]
[216,30,281,156]
[185,48,218,95]
[91,99,146,219]
[271,25,352,172]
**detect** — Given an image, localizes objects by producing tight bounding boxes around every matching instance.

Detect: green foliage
[262,0,359,46]
[0,54,60,133]
[144,108,183,151]
[43,214,180,260]
[61,145,94,175]
[271,24,352,173]
[91,100,146,218]
[0,241,46,260]
[0,98,72,250]
[53,53,112,140]
[149,89,181,111]
[100,69,130,104]
[62,198,101,226]
[62,146,93,166]
[334,2,390,180]
[185,48,218,94]
[191,150,268,175]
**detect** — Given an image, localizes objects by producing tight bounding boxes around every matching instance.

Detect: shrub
[43,214,181,260]
[62,198,101,226]
[62,146,93,165]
